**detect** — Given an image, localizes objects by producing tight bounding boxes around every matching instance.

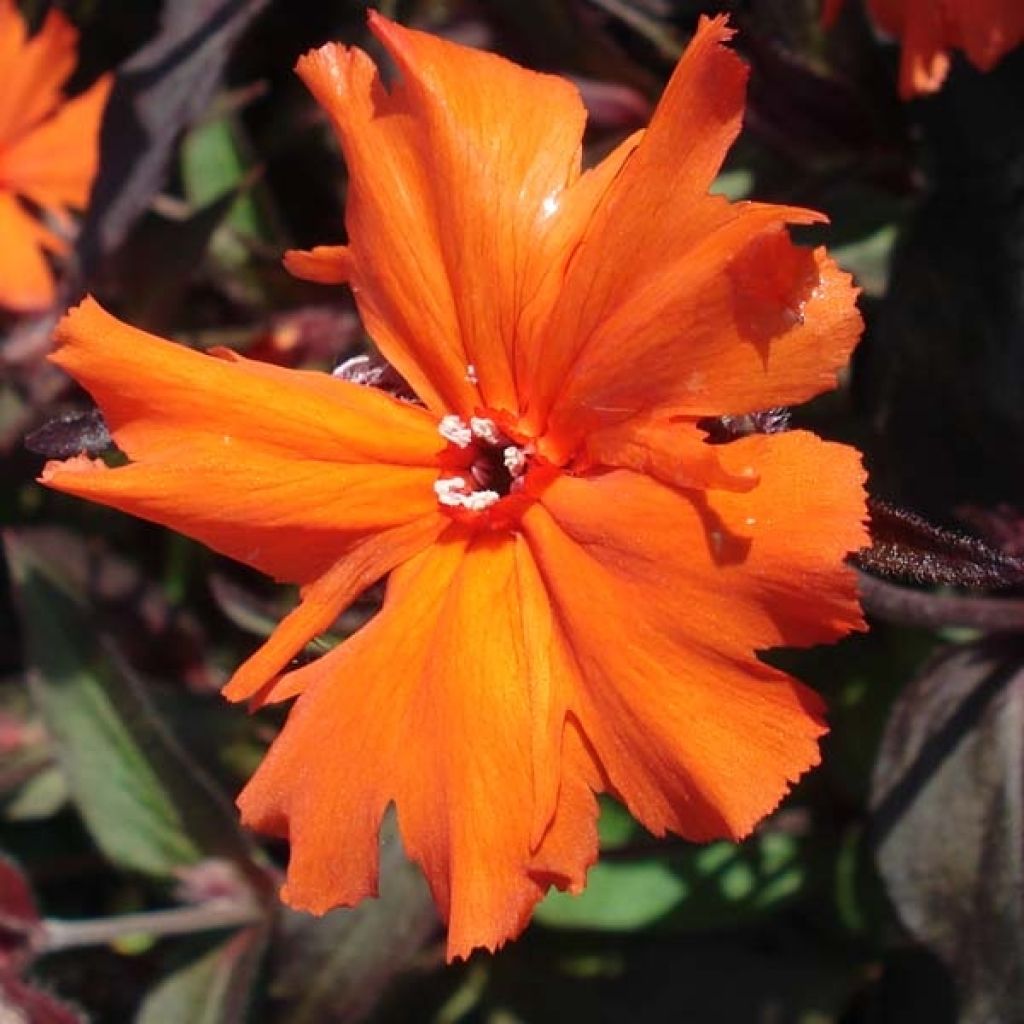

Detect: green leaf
[535,858,689,931]
[136,927,267,1024]
[4,765,68,822]
[4,528,257,879]
[535,821,810,933]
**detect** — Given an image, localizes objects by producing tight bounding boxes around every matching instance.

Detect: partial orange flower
[824,0,1024,97]
[0,0,111,312]
[41,14,867,958]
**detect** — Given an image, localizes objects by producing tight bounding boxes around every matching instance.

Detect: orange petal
[512,128,642,401]
[546,233,860,458]
[238,531,597,960]
[41,450,444,585]
[954,0,1024,72]
[49,298,443,467]
[223,514,447,705]
[0,192,55,311]
[0,0,27,76]
[282,245,352,284]
[521,14,748,431]
[527,716,603,894]
[366,13,586,416]
[517,18,860,452]
[582,416,760,494]
[0,72,111,212]
[296,13,587,418]
[43,300,449,584]
[898,0,951,97]
[522,430,867,840]
[0,6,76,146]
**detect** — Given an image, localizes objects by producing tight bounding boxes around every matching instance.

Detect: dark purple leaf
[78,0,271,275]
[271,819,438,1024]
[855,500,1024,589]
[871,639,1024,1022]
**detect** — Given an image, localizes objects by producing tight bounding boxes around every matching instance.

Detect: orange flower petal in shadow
[0,1,111,311]
[0,4,77,144]
[824,0,1024,98]
[0,73,112,212]
[0,192,58,311]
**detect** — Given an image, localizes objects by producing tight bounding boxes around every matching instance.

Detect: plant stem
[39,898,265,953]
[858,571,1024,631]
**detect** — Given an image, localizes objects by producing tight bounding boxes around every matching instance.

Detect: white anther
[434,476,470,506]
[460,489,501,511]
[465,363,478,384]
[433,476,501,512]
[438,414,473,448]
[470,416,502,446]
[503,446,527,477]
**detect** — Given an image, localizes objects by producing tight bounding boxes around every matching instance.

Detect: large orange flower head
[0,0,111,312]
[825,0,1024,97]
[41,14,868,959]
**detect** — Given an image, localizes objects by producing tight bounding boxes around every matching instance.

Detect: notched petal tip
[51,294,103,353]
[695,11,737,42]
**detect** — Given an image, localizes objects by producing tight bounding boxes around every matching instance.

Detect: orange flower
[41,14,867,958]
[0,0,111,312]
[824,0,1024,97]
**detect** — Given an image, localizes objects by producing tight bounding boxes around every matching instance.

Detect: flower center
[434,415,530,514]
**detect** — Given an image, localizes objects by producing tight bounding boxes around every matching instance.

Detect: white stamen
[465,363,478,384]
[460,489,501,511]
[503,446,527,477]
[433,476,501,512]
[470,416,502,446]
[434,476,470,506]
[541,194,559,218]
[438,414,473,448]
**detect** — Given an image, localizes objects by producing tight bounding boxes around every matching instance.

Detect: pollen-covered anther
[503,446,527,478]
[433,475,501,511]
[469,416,502,445]
[438,414,473,448]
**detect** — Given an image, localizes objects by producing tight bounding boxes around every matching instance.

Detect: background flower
[824,0,1024,96]
[0,0,110,312]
